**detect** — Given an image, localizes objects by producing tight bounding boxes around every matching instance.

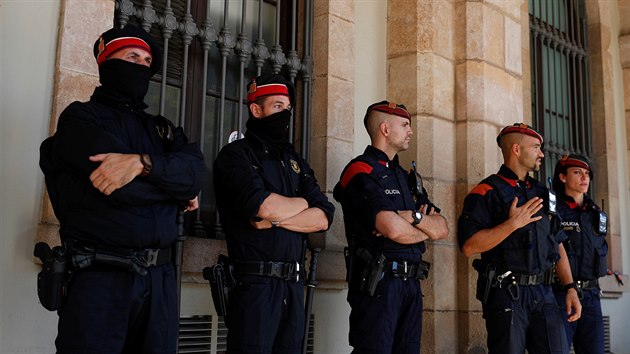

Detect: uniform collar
[497,164,532,188]
[365,145,398,168]
[561,194,592,211]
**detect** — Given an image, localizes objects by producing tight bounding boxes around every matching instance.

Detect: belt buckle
[145,249,159,267]
[269,262,283,278]
[527,275,537,286]
[576,280,584,289]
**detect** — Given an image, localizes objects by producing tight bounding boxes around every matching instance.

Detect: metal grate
[178,315,212,354]
[178,314,311,354]
[115,0,315,239]
[529,0,592,181]
[305,313,315,354]
[216,316,228,354]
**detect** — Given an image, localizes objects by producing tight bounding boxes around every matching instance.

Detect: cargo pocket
[543,303,568,353]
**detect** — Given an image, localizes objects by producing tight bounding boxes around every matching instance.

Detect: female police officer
[552,154,608,354]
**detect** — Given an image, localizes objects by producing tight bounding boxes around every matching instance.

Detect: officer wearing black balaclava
[213,74,335,354]
[38,25,208,353]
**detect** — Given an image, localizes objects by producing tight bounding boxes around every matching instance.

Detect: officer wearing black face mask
[38,25,208,353]
[213,74,335,354]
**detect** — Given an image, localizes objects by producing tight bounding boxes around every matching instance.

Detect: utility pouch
[473,259,495,304]
[203,254,235,318]
[417,260,431,280]
[358,248,386,296]
[34,242,68,311]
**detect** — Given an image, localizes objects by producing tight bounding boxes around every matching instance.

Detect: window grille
[529,0,592,182]
[115,0,314,238]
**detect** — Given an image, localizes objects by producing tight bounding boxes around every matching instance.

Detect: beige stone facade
[25,0,630,353]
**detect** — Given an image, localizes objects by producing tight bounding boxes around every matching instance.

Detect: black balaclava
[98,59,152,106]
[246,109,292,150]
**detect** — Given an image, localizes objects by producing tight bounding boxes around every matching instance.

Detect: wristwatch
[411,211,423,226]
[139,154,153,176]
[563,282,578,292]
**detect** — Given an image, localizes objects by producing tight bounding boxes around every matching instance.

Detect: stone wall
[37,0,114,248]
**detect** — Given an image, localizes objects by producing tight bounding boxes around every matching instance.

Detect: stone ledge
[600,273,630,298]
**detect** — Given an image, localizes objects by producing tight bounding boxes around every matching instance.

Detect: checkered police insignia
[290,159,300,174]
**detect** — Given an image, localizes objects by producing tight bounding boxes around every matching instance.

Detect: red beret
[364,100,411,128]
[558,154,590,171]
[247,82,290,103]
[93,25,161,75]
[496,123,543,146]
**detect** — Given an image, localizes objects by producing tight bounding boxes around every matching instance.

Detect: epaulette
[469,183,493,197]
[339,161,373,189]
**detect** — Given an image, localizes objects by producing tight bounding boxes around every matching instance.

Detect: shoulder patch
[470,183,493,196]
[340,161,373,188]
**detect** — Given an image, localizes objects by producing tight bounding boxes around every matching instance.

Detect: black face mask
[98,59,152,105]
[246,109,292,148]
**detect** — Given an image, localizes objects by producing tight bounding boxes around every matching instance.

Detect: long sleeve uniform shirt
[213,131,335,263]
[40,87,208,249]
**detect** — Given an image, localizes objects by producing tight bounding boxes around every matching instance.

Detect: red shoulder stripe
[470,183,493,196]
[340,161,373,188]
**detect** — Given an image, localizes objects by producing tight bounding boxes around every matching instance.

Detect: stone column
[36,0,115,246]
[453,0,526,352]
[586,0,629,293]
[622,31,630,210]
[311,0,355,283]
[387,0,459,352]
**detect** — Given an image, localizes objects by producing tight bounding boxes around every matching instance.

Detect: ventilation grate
[178,315,211,354]
[178,314,310,354]
[305,314,315,354]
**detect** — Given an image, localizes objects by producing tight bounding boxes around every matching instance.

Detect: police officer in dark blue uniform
[213,74,335,354]
[39,25,208,353]
[458,123,581,354]
[552,154,608,354]
[333,101,448,354]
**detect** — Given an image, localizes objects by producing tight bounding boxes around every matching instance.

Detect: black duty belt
[383,260,429,280]
[576,279,599,289]
[67,241,172,276]
[495,270,548,287]
[235,261,301,282]
[553,278,599,291]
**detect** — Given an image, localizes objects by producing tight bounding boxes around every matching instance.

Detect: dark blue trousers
[483,283,568,354]
[554,288,605,354]
[226,276,304,354]
[56,264,178,354]
[347,274,423,354]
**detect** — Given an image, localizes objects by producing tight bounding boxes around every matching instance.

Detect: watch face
[412,211,422,225]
